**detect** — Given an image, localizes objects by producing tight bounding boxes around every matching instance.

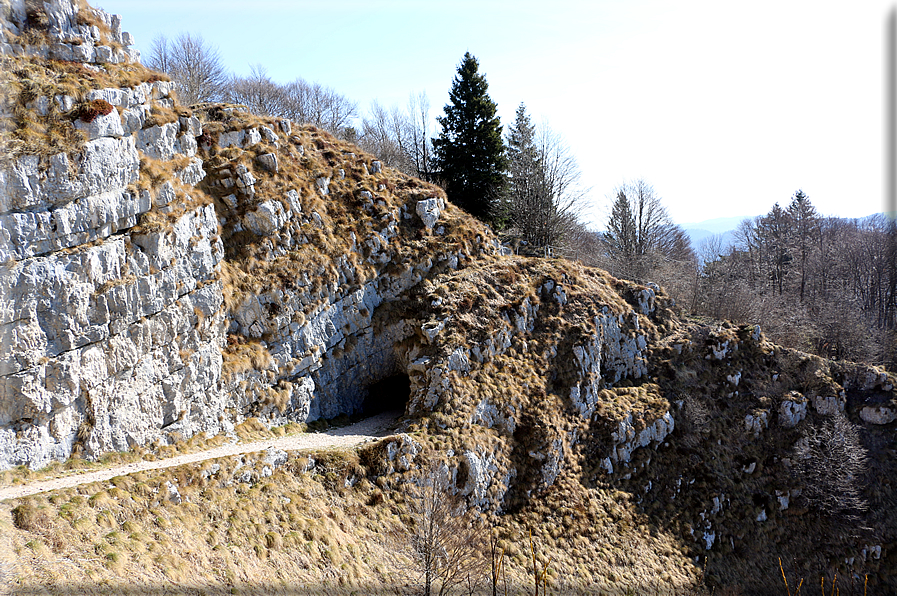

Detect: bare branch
[388,464,487,596]
[145,33,228,105]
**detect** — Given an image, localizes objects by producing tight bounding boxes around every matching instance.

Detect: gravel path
[0,411,402,502]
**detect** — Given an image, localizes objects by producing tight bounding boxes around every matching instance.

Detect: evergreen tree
[787,189,819,302]
[759,202,793,295]
[603,190,637,272]
[504,102,547,243]
[432,52,507,223]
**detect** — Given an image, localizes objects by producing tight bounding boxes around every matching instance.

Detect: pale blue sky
[107,0,893,227]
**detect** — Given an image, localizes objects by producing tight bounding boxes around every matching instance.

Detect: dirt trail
[0,411,401,503]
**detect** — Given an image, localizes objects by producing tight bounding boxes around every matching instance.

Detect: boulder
[257,152,278,173]
[860,406,897,425]
[244,200,287,236]
[415,197,444,229]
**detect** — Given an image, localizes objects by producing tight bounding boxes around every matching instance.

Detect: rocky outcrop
[1,0,140,63]
[0,0,508,469]
[0,1,225,468]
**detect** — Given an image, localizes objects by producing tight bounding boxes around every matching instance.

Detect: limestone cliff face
[0,0,508,469]
[0,1,227,468]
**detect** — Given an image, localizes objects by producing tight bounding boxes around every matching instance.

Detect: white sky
[107,0,895,227]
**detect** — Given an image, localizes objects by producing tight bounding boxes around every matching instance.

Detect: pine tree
[432,52,507,223]
[604,190,637,270]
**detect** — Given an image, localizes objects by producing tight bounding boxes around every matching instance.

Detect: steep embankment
[1,1,896,595]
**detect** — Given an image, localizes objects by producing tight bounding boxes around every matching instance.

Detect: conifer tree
[605,190,636,261]
[432,52,506,223]
[787,189,819,302]
[504,102,547,244]
[602,180,690,281]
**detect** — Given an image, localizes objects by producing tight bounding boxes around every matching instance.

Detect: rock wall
[0,0,506,469]
[0,1,233,468]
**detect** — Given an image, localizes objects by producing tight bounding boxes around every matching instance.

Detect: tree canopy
[145,33,228,106]
[432,52,507,223]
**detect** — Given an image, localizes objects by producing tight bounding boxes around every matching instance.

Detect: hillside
[1,1,896,595]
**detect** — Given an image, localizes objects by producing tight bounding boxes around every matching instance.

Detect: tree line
[693,193,897,368]
[588,186,896,371]
[146,35,359,135]
[146,35,896,371]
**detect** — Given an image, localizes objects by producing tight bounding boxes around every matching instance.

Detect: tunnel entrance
[361,373,411,415]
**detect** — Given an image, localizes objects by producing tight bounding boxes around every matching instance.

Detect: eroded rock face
[0,2,231,469]
[0,97,226,469]
[0,0,512,468]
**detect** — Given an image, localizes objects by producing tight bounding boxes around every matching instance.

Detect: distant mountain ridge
[680,215,750,250]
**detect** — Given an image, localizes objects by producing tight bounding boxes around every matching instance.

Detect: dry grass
[144,100,185,128]
[221,337,275,381]
[4,449,405,594]
[3,444,704,595]
[71,98,113,122]
[0,49,167,159]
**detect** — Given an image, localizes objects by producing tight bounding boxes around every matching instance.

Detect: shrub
[12,502,50,532]
[73,99,114,123]
[791,410,868,517]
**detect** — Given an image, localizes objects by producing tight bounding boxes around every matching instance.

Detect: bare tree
[287,78,358,136]
[226,64,289,117]
[391,465,487,596]
[357,92,433,180]
[358,100,412,171]
[755,202,793,296]
[487,531,506,596]
[536,121,590,252]
[601,179,692,283]
[407,91,433,180]
[145,33,228,105]
[697,196,896,369]
[557,218,604,265]
[224,68,358,138]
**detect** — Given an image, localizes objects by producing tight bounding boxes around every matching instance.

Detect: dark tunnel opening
[361,373,411,415]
